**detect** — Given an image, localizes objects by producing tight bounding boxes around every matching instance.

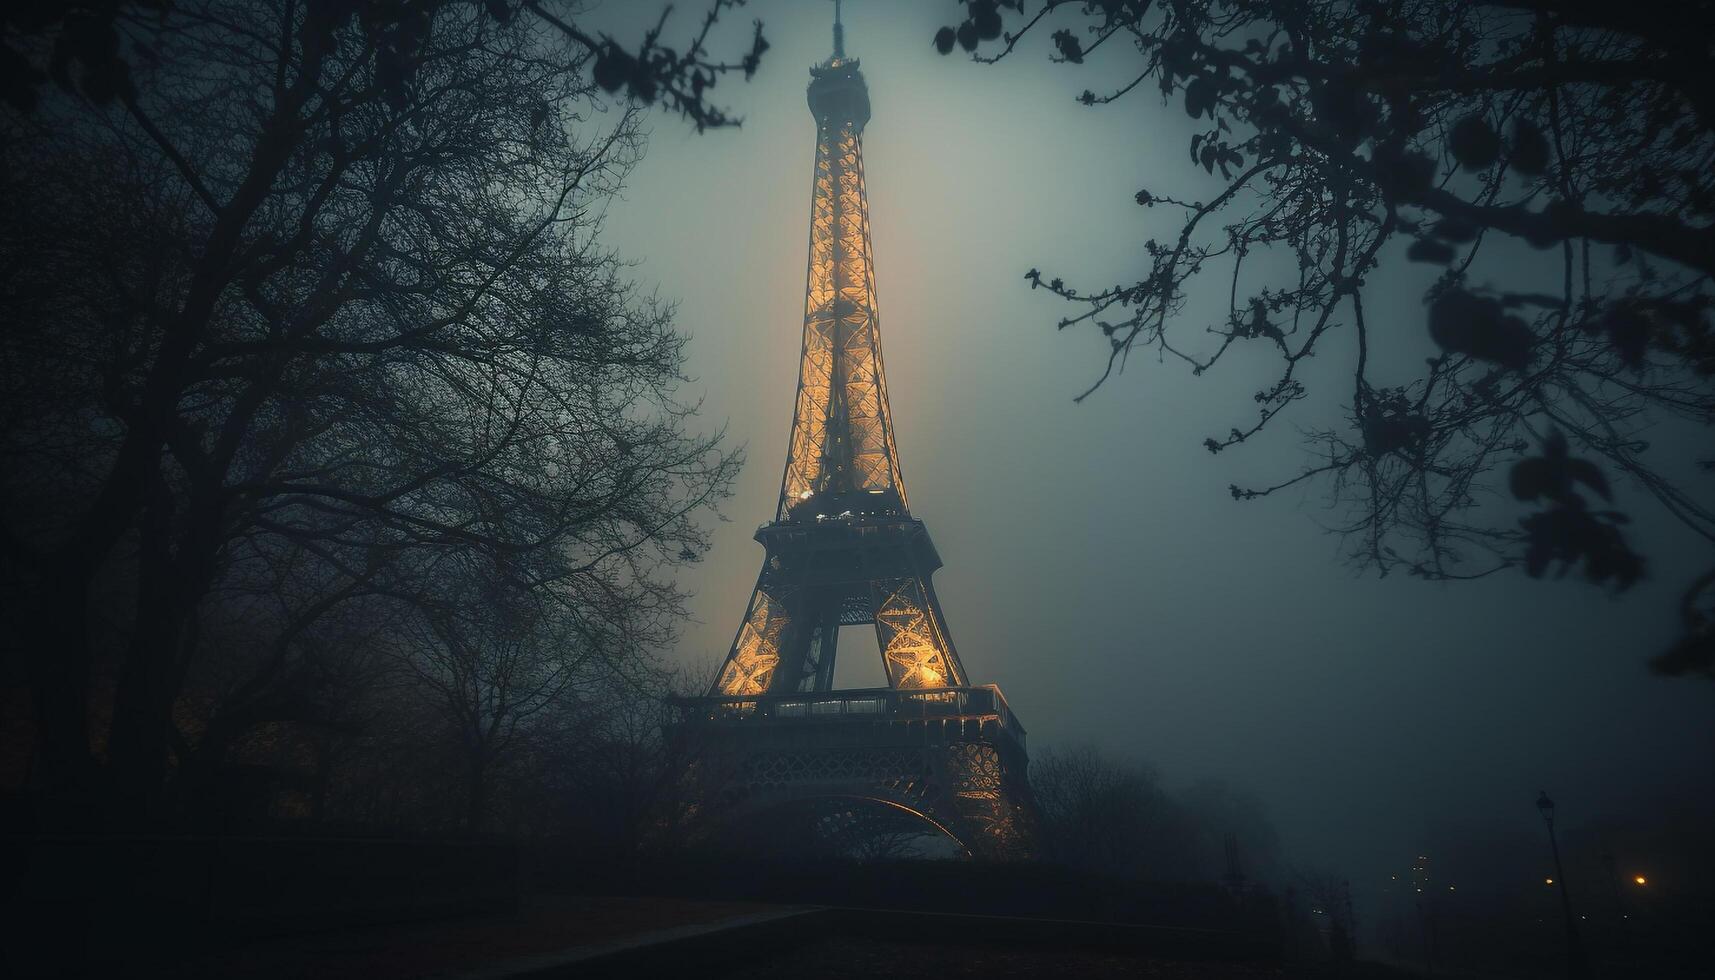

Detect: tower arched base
[668,686,1036,861]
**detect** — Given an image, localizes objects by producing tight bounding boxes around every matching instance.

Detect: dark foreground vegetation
[0,0,761,834]
[938,0,1715,673]
[9,836,1712,977]
[6,752,1711,977]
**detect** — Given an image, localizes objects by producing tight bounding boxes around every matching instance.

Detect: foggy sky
[586,0,1712,887]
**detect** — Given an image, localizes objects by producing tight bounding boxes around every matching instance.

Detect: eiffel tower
[672,4,1034,860]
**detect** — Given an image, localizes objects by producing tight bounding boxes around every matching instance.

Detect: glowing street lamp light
[1536,791,1592,980]
[1633,875,1647,886]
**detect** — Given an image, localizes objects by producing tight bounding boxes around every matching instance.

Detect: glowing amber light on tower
[1633,875,1647,885]
[779,105,904,513]
[676,3,1034,864]
[709,28,967,698]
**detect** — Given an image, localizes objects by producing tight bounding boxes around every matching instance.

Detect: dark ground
[146,895,776,978]
[154,895,1417,980]
[702,935,1417,979]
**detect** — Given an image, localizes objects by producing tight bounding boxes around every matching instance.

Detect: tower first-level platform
[669,685,1030,857]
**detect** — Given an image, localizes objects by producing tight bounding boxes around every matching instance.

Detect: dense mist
[589,0,1713,894]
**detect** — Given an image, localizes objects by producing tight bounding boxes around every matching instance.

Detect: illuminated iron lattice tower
[672,8,1034,860]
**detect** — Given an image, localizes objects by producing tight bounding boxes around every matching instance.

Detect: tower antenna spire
[832,0,845,59]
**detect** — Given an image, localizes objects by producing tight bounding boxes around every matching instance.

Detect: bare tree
[397,567,599,834]
[935,1,1714,675]
[1030,744,1201,878]
[0,0,758,822]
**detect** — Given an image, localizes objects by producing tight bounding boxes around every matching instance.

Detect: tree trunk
[27,561,100,826]
[108,479,222,821]
[310,741,334,825]
[466,752,488,835]
[173,708,247,831]
[107,595,182,818]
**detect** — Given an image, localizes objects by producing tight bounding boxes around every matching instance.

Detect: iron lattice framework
[712,45,966,700]
[678,14,1035,860]
[673,688,1032,859]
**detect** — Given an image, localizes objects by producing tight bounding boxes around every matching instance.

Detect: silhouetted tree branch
[939,0,1713,674]
[0,0,747,823]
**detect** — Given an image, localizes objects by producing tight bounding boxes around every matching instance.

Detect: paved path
[448,907,818,979]
[158,895,794,979]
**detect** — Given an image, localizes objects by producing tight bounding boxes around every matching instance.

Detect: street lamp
[1536,792,1592,980]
